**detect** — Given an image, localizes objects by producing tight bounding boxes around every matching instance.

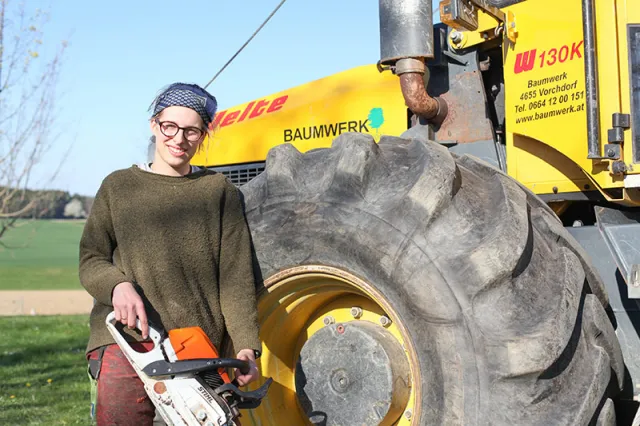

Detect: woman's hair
[148,82,218,131]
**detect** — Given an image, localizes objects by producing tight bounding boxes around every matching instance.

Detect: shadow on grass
[0,336,89,394]
[0,335,86,365]
[0,316,92,425]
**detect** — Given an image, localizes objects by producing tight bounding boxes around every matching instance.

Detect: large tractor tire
[240,133,625,425]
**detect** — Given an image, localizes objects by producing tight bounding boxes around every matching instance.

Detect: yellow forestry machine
[186,0,640,424]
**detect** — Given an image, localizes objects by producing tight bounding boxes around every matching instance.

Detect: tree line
[1,187,94,219]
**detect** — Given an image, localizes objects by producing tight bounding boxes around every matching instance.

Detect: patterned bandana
[150,83,218,127]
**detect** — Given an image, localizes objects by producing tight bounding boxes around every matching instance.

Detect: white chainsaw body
[105,312,235,426]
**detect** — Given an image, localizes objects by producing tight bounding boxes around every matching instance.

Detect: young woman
[79,83,261,425]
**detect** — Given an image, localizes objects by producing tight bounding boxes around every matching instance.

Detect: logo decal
[368,108,384,129]
[514,41,584,74]
[514,50,537,74]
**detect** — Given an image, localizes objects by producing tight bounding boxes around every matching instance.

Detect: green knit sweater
[78,166,261,355]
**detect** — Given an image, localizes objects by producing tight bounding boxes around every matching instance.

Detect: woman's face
[150,106,206,173]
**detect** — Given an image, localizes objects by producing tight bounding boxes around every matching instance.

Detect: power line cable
[203,0,289,89]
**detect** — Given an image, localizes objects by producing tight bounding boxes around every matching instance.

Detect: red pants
[87,342,156,425]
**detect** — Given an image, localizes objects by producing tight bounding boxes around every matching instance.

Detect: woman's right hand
[112,281,149,339]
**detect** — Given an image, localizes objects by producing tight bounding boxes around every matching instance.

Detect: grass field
[0,315,91,425]
[0,220,85,290]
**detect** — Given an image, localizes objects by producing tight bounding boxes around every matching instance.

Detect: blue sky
[25,0,439,196]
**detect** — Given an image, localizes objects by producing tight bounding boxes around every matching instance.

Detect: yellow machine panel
[504,0,598,192]
[503,0,636,196]
[192,65,409,167]
[194,0,639,206]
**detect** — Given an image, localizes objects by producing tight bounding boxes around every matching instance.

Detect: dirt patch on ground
[0,290,93,316]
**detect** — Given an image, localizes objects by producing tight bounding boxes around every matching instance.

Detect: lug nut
[350,306,363,319]
[379,316,392,327]
[323,316,335,326]
[450,30,463,44]
[197,410,207,420]
[404,409,413,419]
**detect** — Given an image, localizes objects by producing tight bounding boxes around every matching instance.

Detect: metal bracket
[613,112,631,129]
[608,113,631,143]
[440,0,506,29]
[440,0,505,31]
[608,127,625,144]
[505,10,517,42]
[605,112,631,162]
[442,50,469,65]
[441,0,514,50]
[440,0,479,31]
[595,206,640,298]
[604,143,622,160]
[425,33,495,146]
[467,0,506,21]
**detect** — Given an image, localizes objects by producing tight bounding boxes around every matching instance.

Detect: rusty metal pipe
[397,58,448,124]
[378,0,448,125]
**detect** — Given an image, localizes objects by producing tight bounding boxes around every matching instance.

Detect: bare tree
[0,0,67,243]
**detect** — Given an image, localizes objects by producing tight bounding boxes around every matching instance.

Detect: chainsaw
[105,312,272,426]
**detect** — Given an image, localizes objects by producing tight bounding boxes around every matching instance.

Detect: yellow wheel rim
[244,265,419,426]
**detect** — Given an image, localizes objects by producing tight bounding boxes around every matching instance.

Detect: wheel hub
[295,320,410,425]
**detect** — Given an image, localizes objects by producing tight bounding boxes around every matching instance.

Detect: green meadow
[0,315,91,425]
[0,220,85,290]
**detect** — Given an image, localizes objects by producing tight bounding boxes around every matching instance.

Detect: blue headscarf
[150,83,218,127]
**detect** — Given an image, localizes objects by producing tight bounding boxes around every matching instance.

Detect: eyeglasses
[155,118,205,142]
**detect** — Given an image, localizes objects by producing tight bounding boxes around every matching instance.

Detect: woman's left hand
[235,349,259,386]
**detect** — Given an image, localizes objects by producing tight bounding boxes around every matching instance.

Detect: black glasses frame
[154,118,205,142]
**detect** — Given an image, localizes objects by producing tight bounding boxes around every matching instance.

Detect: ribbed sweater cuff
[233,335,262,355]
